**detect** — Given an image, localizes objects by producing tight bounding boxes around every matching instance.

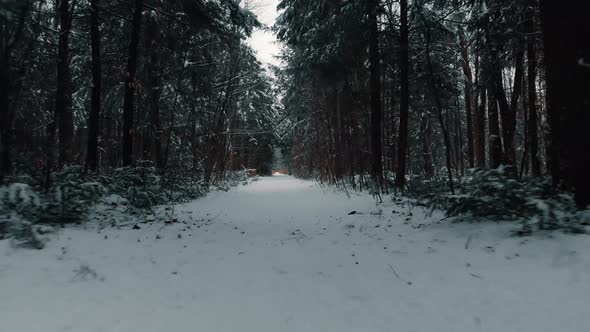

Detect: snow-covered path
[2,176,590,332]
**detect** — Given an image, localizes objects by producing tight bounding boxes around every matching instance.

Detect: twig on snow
[387,264,413,285]
[387,264,401,280]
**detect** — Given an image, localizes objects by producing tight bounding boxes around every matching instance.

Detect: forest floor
[1,176,590,332]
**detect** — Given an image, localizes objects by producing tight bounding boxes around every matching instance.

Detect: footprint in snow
[314,271,332,278]
[282,229,308,244]
[483,246,496,253]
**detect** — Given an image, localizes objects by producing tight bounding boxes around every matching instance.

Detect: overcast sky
[247,0,282,68]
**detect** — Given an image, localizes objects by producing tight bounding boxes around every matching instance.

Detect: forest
[1,0,589,228]
[1,1,590,330]
[276,0,589,211]
[1,0,277,186]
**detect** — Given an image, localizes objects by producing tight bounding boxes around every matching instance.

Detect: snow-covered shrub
[0,183,42,221]
[0,183,55,247]
[43,166,106,224]
[103,161,166,209]
[429,167,547,220]
[9,219,54,249]
[101,194,129,207]
[0,183,42,242]
[160,175,206,203]
[427,166,587,233]
[518,194,587,235]
[216,169,250,191]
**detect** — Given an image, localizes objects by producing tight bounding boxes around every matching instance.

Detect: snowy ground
[1,176,590,332]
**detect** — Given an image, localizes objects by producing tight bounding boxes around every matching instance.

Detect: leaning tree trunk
[540,0,590,208]
[86,0,102,172]
[122,0,144,166]
[55,0,75,166]
[396,0,410,190]
[367,0,383,192]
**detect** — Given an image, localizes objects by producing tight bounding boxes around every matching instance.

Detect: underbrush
[0,163,248,248]
[408,167,589,235]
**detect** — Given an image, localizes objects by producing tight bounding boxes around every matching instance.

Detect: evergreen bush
[425,166,586,234]
[43,166,106,223]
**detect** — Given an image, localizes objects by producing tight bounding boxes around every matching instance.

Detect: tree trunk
[519,74,530,178]
[122,0,144,166]
[146,14,162,168]
[489,65,510,165]
[473,63,487,168]
[86,0,101,172]
[396,0,409,189]
[540,0,590,208]
[421,12,454,193]
[505,41,525,168]
[0,3,29,182]
[526,7,541,177]
[55,0,75,166]
[454,100,464,175]
[389,80,397,172]
[368,0,383,191]
[484,21,521,169]
[488,94,502,169]
[0,82,14,183]
[458,27,475,168]
[420,112,434,178]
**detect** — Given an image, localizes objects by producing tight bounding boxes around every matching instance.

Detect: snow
[1,176,590,332]
[1,183,40,208]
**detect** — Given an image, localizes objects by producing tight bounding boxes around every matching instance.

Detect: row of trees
[275,0,589,208]
[0,0,278,187]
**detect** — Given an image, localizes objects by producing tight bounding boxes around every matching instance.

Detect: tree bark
[473,59,487,168]
[122,0,144,166]
[488,65,510,165]
[540,0,590,208]
[525,7,541,177]
[484,19,521,169]
[488,93,502,169]
[396,0,409,189]
[505,40,525,168]
[420,112,434,178]
[86,0,101,172]
[458,27,475,168]
[0,74,14,182]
